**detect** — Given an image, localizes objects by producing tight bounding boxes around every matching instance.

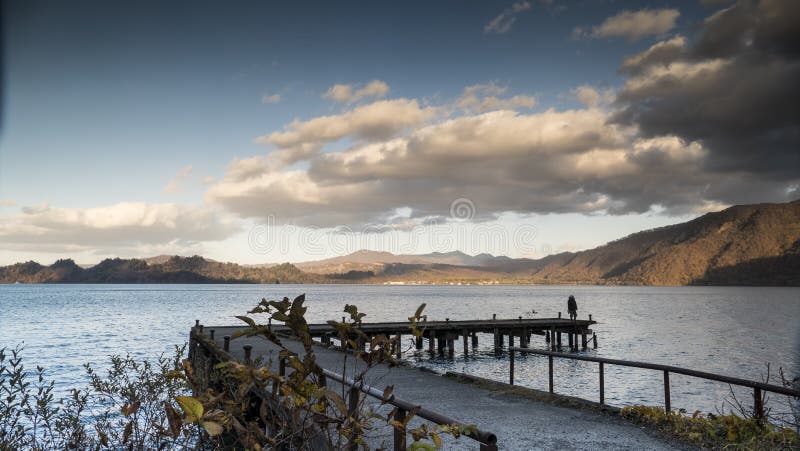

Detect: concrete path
[212,329,691,450]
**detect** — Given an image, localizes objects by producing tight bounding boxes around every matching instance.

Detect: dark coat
[567,296,577,312]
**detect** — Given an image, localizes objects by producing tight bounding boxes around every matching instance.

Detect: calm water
[1,284,798,415]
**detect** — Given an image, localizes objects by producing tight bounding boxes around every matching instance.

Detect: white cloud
[261,93,281,104]
[456,83,536,112]
[323,80,390,104]
[163,165,194,193]
[0,200,16,207]
[485,1,532,34]
[577,8,680,41]
[569,85,614,108]
[200,176,216,185]
[0,202,239,253]
[254,99,436,168]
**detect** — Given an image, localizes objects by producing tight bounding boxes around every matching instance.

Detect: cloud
[456,83,536,112]
[200,176,216,185]
[570,85,614,108]
[0,200,16,207]
[485,1,532,34]
[0,202,239,253]
[254,99,436,168]
[261,93,281,104]
[323,80,390,104]
[207,97,761,226]
[576,8,680,41]
[163,165,193,193]
[613,0,800,185]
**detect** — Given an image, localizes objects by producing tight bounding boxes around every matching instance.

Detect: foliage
[1,344,200,450]
[174,294,471,449]
[620,405,800,450]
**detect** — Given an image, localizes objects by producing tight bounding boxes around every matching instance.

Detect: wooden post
[279,357,286,376]
[428,330,436,353]
[415,336,423,350]
[209,329,215,340]
[555,329,561,349]
[589,314,592,322]
[548,354,554,393]
[243,345,252,364]
[462,330,468,356]
[521,328,529,348]
[447,337,455,358]
[471,332,478,348]
[599,362,605,405]
[558,312,561,319]
[498,332,504,348]
[509,347,515,385]
[509,333,515,348]
[493,328,500,352]
[754,387,764,419]
[393,408,407,451]
[568,333,574,349]
[545,330,551,343]
[581,332,587,350]
[223,336,230,351]
[195,319,200,327]
[663,370,671,413]
[592,333,598,349]
[493,313,497,320]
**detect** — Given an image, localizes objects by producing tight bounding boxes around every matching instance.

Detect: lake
[1,284,798,417]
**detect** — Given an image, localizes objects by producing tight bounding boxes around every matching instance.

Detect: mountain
[2,200,798,285]
[522,199,800,285]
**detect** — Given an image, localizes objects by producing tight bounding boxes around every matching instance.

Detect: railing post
[754,387,764,419]
[548,354,554,393]
[463,329,469,356]
[396,334,403,359]
[599,362,605,405]
[347,385,360,451]
[663,370,671,413]
[223,335,230,351]
[393,408,407,451]
[243,345,252,364]
[509,347,515,385]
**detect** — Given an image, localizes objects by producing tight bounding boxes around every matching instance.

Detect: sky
[0,0,798,265]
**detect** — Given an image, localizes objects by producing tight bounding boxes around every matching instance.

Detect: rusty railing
[508,347,800,418]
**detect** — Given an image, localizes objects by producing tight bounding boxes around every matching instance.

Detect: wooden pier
[205,315,596,359]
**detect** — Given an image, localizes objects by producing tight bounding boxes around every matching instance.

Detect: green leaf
[234,315,257,328]
[176,395,203,423]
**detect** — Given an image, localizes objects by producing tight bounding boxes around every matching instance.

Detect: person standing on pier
[567,295,577,320]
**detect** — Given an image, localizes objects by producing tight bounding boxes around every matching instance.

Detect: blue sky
[1,0,798,265]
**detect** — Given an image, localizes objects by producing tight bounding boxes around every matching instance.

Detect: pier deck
[225,316,598,356]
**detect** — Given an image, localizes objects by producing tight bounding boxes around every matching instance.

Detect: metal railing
[508,347,800,418]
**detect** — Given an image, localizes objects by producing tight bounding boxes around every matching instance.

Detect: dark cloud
[614,0,800,188]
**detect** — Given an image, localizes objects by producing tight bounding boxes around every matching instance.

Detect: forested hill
[0,256,323,284]
[522,199,800,285]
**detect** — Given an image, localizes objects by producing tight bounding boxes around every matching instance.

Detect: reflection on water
[1,284,798,415]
